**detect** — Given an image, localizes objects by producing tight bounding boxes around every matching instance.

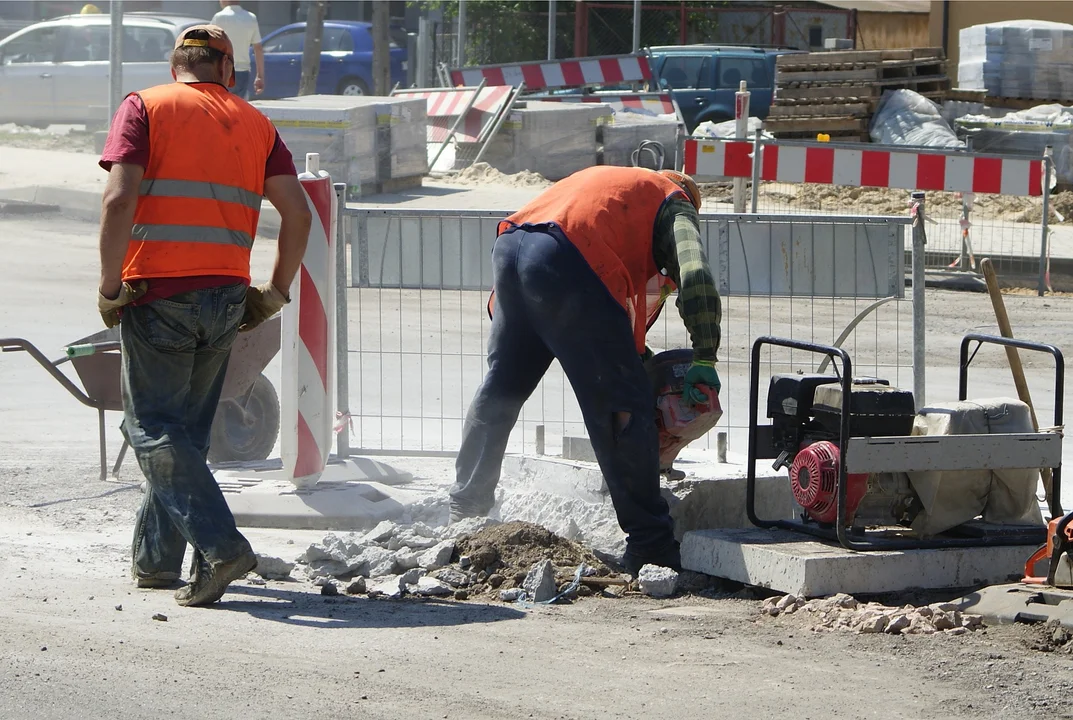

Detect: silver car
[0,12,203,127]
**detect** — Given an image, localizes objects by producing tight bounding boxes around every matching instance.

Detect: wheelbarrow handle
[65,341,121,359]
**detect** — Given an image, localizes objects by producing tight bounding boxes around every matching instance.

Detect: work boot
[174,550,257,607]
[448,503,484,525]
[623,542,682,577]
[134,571,181,589]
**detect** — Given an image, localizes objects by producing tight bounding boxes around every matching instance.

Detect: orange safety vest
[493,166,686,354]
[121,82,278,283]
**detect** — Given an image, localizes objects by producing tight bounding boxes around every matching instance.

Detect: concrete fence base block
[681,528,1030,598]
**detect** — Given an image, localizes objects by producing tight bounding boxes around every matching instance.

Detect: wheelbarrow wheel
[207,373,280,463]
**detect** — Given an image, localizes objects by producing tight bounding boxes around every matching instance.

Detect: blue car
[648,45,804,132]
[257,20,407,98]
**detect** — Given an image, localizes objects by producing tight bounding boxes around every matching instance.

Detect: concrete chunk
[417,540,456,570]
[637,565,679,598]
[368,575,403,599]
[363,520,399,544]
[399,568,425,585]
[410,576,453,597]
[394,547,421,570]
[254,554,295,580]
[522,559,557,603]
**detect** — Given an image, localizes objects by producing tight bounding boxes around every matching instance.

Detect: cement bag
[692,117,765,139]
[908,398,1045,537]
[869,89,964,149]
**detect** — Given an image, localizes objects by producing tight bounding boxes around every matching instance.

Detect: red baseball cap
[174,24,236,87]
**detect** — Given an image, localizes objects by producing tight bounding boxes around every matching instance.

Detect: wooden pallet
[986,95,1072,110]
[762,116,867,133]
[775,47,944,69]
[775,84,881,102]
[776,63,947,86]
[768,103,871,119]
[945,88,988,103]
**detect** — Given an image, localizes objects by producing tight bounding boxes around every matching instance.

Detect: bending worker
[451,166,722,574]
[96,25,311,606]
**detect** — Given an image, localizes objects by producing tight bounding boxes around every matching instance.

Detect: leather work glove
[239,282,290,333]
[98,281,148,328]
[683,359,721,407]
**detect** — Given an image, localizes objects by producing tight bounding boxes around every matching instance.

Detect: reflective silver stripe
[139,179,263,212]
[131,224,254,250]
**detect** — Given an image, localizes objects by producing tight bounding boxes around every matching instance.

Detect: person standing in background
[211,1,264,99]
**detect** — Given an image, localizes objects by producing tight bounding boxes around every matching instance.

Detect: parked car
[257,21,408,99]
[0,12,201,126]
[648,45,804,132]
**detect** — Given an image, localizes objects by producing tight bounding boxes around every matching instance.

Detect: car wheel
[337,77,368,96]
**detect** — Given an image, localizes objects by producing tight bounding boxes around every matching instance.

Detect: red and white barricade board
[449,53,651,92]
[281,153,337,487]
[683,138,1044,197]
[392,85,514,143]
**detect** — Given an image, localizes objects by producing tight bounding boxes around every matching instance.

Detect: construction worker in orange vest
[96,25,312,607]
[451,166,722,575]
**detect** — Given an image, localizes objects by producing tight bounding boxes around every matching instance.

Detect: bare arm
[253,43,265,93]
[98,163,144,298]
[263,174,312,295]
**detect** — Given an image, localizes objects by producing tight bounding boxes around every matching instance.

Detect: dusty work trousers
[122,283,254,582]
[451,226,678,562]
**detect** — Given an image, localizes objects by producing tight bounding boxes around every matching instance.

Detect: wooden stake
[980,258,1057,514]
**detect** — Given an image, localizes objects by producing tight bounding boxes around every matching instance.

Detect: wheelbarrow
[0,315,282,482]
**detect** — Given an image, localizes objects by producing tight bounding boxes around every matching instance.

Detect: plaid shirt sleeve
[652,197,722,362]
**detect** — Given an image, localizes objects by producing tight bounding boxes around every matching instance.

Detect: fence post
[632,0,641,52]
[334,182,351,459]
[750,131,762,213]
[911,191,927,410]
[733,81,750,213]
[456,0,467,67]
[1039,147,1053,297]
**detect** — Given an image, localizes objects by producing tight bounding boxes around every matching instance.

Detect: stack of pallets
[767,48,951,141]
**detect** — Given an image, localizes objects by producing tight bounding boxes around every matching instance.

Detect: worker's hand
[97,280,148,328]
[683,359,720,407]
[253,76,264,95]
[239,281,289,332]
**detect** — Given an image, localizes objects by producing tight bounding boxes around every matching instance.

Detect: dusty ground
[0,125,96,154]
[4,202,1073,718]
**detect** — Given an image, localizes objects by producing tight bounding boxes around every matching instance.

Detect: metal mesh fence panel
[343,208,913,460]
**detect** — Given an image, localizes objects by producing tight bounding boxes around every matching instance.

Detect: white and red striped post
[281,153,337,488]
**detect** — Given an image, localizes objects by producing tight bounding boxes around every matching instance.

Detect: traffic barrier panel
[449,53,651,92]
[683,138,1044,197]
[282,153,337,487]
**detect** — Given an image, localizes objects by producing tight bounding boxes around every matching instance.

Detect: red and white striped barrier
[527,91,674,117]
[281,153,337,487]
[449,53,651,92]
[683,138,1044,197]
[393,85,513,143]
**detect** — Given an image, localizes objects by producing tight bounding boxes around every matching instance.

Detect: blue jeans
[123,283,253,580]
[451,227,677,560]
[230,71,250,99]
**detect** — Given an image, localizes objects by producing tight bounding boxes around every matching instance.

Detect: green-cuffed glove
[97,280,148,329]
[239,282,290,333]
[683,359,720,406]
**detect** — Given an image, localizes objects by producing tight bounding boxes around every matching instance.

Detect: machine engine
[768,374,921,528]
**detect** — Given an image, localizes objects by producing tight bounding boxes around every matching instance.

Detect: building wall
[855,10,929,49]
[929,0,1073,70]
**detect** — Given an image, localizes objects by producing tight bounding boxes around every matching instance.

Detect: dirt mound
[455,520,615,585]
[440,162,552,188]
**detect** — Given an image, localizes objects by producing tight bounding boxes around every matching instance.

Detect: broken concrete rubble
[410,576,452,597]
[760,593,985,636]
[417,540,455,570]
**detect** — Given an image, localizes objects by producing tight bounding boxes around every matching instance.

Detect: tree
[298,0,327,96]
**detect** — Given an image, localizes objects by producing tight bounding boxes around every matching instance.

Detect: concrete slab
[215,457,426,531]
[681,528,1030,597]
[561,436,596,463]
[953,584,1073,629]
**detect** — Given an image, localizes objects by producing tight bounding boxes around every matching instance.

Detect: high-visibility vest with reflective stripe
[121,82,277,283]
[494,166,685,354]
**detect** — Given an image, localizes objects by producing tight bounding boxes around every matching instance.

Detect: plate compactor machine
[746,334,1065,552]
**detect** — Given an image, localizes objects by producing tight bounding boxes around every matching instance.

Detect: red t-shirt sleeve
[265,130,297,178]
[99,94,150,171]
